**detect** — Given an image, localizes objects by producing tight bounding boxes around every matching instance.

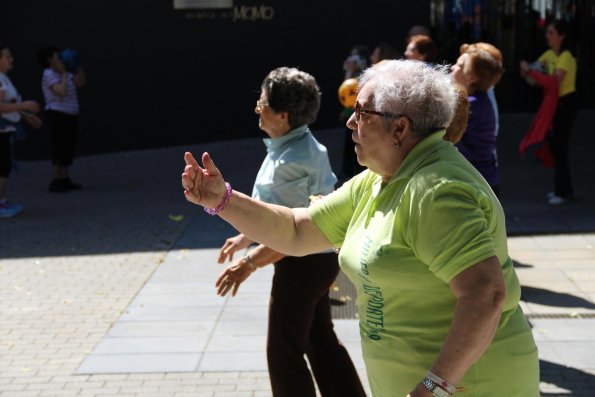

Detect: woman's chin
[354,146,365,165]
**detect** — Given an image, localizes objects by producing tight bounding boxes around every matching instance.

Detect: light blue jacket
[252,125,337,208]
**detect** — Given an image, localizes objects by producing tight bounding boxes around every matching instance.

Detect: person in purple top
[451,46,503,196]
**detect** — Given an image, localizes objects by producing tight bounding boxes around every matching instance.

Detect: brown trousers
[267,253,366,397]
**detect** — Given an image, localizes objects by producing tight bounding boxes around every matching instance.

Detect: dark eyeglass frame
[354,102,404,123]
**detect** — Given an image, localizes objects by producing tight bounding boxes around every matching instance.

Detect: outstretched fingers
[218,241,234,264]
[201,152,222,178]
[215,270,233,297]
[182,151,227,207]
[184,151,201,170]
[182,152,206,203]
[182,152,201,191]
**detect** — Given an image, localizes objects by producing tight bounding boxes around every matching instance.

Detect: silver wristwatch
[422,377,453,397]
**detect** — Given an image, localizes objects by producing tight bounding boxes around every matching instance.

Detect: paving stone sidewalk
[1,111,595,396]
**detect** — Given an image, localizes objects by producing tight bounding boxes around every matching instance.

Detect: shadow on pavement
[522,286,595,310]
[540,359,595,397]
[513,259,534,268]
[1,111,594,258]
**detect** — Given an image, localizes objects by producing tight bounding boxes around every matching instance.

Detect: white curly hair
[358,60,457,138]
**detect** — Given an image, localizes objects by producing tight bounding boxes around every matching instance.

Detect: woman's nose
[346,112,357,130]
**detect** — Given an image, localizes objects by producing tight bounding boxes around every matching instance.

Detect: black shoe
[49,179,69,192]
[64,178,82,190]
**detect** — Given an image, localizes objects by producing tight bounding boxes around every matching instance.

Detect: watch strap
[422,377,453,397]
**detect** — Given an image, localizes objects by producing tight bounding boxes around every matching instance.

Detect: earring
[394,141,402,148]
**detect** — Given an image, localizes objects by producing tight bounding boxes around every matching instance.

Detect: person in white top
[0,44,42,218]
[37,46,85,192]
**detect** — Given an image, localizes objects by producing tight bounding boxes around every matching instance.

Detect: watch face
[423,378,437,390]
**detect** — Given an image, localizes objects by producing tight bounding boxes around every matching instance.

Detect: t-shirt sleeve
[408,181,497,282]
[308,178,355,248]
[537,50,556,74]
[556,51,574,73]
[43,69,61,87]
[537,51,547,64]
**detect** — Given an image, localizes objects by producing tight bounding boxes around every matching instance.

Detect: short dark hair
[408,35,437,62]
[262,67,321,130]
[37,46,59,68]
[550,19,574,55]
[0,43,7,53]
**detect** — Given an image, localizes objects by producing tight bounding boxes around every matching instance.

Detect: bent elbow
[491,283,507,313]
[494,289,506,309]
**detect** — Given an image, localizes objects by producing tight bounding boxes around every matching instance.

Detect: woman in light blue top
[214,67,366,397]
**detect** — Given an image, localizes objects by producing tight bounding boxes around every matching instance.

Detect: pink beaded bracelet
[204,182,233,215]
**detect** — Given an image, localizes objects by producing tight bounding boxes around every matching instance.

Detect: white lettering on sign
[183,4,274,22]
[233,5,274,22]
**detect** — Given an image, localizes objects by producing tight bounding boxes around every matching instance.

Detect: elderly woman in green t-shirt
[181,60,539,397]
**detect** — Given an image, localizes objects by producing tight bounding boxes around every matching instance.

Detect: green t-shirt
[309,131,538,397]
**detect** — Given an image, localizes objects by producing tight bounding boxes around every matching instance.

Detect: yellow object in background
[338,78,358,109]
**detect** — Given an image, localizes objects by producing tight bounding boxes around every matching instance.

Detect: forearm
[246,244,286,268]
[218,190,332,257]
[0,102,26,113]
[430,290,504,384]
[52,74,69,96]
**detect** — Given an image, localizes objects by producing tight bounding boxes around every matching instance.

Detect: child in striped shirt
[38,46,85,192]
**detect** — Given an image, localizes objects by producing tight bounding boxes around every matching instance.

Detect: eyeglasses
[354,102,402,123]
[255,99,269,112]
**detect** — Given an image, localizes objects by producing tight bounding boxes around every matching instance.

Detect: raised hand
[182,151,227,209]
[218,234,253,264]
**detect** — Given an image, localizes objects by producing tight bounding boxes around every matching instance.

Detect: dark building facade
[1,0,593,158]
[1,1,429,158]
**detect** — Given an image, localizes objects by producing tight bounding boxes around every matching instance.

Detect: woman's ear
[278,112,289,121]
[391,116,407,141]
[394,115,409,133]
[466,71,478,86]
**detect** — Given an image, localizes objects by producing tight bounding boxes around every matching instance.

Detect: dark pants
[0,133,12,177]
[551,92,578,197]
[268,253,366,397]
[46,110,79,167]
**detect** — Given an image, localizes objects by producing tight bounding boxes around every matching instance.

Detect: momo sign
[233,5,274,21]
